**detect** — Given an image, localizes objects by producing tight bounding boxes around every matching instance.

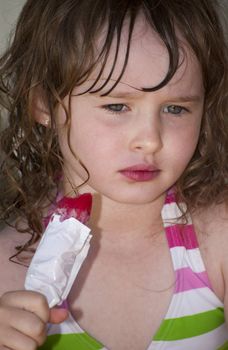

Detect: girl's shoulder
[193,201,228,246]
[0,225,29,296]
[193,202,228,268]
[192,202,228,301]
[194,201,228,232]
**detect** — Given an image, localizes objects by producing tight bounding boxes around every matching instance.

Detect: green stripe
[217,341,228,350]
[153,307,225,341]
[39,332,103,350]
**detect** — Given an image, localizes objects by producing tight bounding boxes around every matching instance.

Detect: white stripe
[47,317,78,335]
[148,324,228,350]
[165,287,224,319]
[169,246,206,272]
[48,312,88,335]
[161,202,192,227]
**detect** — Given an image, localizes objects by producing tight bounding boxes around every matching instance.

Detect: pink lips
[119,164,160,182]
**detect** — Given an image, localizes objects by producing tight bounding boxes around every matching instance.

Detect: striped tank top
[39,191,228,350]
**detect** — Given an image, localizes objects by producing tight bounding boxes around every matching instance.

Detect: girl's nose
[129,117,163,155]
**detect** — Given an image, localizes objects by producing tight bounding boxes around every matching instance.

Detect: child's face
[57,15,204,204]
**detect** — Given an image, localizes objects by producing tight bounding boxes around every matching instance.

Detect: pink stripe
[174,267,211,293]
[165,191,176,204]
[166,224,199,249]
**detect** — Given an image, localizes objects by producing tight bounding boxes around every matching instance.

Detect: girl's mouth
[119,164,160,182]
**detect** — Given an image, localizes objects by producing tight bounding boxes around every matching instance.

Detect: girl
[0,0,228,349]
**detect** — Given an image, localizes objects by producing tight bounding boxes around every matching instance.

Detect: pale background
[0,0,227,52]
[0,0,26,51]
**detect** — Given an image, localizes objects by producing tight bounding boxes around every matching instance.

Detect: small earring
[43,118,50,127]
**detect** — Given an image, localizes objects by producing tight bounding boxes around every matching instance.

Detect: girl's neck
[87,192,165,243]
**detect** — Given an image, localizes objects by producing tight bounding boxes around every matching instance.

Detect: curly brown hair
[0,0,228,254]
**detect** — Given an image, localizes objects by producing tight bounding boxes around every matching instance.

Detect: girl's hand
[0,290,68,350]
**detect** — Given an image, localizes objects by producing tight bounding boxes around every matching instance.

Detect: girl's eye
[163,105,189,115]
[101,104,128,114]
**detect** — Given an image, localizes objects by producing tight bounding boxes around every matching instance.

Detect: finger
[0,291,49,323]
[49,308,68,324]
[0,326,38,350]
[0,305,47,346]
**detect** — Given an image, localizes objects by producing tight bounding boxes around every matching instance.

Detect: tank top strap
[162,189,199,250]
[161,189,212,283]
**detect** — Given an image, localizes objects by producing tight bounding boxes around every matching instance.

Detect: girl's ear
[31,87,51,127]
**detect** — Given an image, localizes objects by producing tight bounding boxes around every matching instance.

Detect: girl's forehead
[87,15,203,96]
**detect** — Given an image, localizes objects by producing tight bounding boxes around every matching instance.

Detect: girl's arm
[0,227,68,349]
[0,231,68,349]
[193,202,228,327]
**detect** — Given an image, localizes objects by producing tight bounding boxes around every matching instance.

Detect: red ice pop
[52,193,92,224]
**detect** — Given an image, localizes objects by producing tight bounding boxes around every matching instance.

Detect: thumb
[49,307,69,324]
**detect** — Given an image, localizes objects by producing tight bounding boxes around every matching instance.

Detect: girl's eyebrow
[163,95,203,103]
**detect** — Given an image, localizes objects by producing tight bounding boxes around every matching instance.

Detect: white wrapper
[25,214,92,307]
